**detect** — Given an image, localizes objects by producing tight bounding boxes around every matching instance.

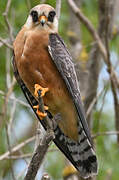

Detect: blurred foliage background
[0,0,119,180]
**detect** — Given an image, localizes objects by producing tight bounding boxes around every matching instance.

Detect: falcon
[13,4,98,178]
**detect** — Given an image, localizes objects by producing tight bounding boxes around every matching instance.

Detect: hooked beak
[39,15,47,26]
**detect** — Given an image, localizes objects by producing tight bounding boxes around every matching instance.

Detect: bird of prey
[13,4,98,178]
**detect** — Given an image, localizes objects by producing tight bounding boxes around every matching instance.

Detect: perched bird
[13,4,98,178]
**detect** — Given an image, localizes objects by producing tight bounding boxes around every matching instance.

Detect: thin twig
[67,0,107,60]
[96,85,108,132]
[0,136,35,161]
[1,77,16,119]
[67,0,119,89]
[5,124,16,180]
[1,33,16,179]
[6,48,12,88]
[104,0,119,143]
[3,153,32,160]
[86,87,105,118]
[8,97,16,132]
[25,0,31,11]
[92,131,119,139]
[1,77,16,125]
[0,37,13,49]
[56,0,61,20]
[3,0,14,42]
[0,90,30,108]
[4,0,11,15]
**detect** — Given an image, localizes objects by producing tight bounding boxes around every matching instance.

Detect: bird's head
[25,4,58,33]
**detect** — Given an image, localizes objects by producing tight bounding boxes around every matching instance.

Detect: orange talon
[36,110,47,120]
[33,105,48,119]
[33,105,39,109]
[33,84,49,119]
[34,84,49,97]
[33,105,47,119]
[33,105,48,110]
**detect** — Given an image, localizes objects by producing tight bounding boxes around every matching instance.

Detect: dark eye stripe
[30,10,38,22]
[48,11,56,22]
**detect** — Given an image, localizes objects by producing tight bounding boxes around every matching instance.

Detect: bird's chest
[14,30,79,140]
[18,34,66,111]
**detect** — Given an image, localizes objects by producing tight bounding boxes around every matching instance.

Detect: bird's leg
[33,84,49,120]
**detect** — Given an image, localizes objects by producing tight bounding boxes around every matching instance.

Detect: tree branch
[104,0,119,143]
[0,136,35,161]
[67,0,107,60]
[5,123,16,180]
[24,130,54,180]
[0,37,13,49]
[3,0,14,42]
[92,131,119,139]
[56,0,61,20]
[67,0,119,90]
[24,89,60,180]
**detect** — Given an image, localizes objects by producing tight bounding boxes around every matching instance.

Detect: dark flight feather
[48,33,92,144]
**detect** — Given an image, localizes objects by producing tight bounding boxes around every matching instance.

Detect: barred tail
[54,123,98,179]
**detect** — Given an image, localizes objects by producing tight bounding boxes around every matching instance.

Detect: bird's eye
[30,10,38,22]
[48,11,56,22]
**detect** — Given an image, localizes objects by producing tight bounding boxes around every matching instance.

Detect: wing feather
[48,33,92,144]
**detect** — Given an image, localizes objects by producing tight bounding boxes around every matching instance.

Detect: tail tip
[77,155,98,179]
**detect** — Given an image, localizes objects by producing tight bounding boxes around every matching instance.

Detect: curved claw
[33,105,48,110]
[34,84,49,97]
[36,110,47,120]
[33,105,48,120]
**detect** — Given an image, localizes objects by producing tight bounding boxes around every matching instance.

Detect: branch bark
[56,0,61,20]
[67,0,119,92]
[24,88,58,179]
[24,130,54,180]
[104,0,119,143]
[68,0,116,130]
